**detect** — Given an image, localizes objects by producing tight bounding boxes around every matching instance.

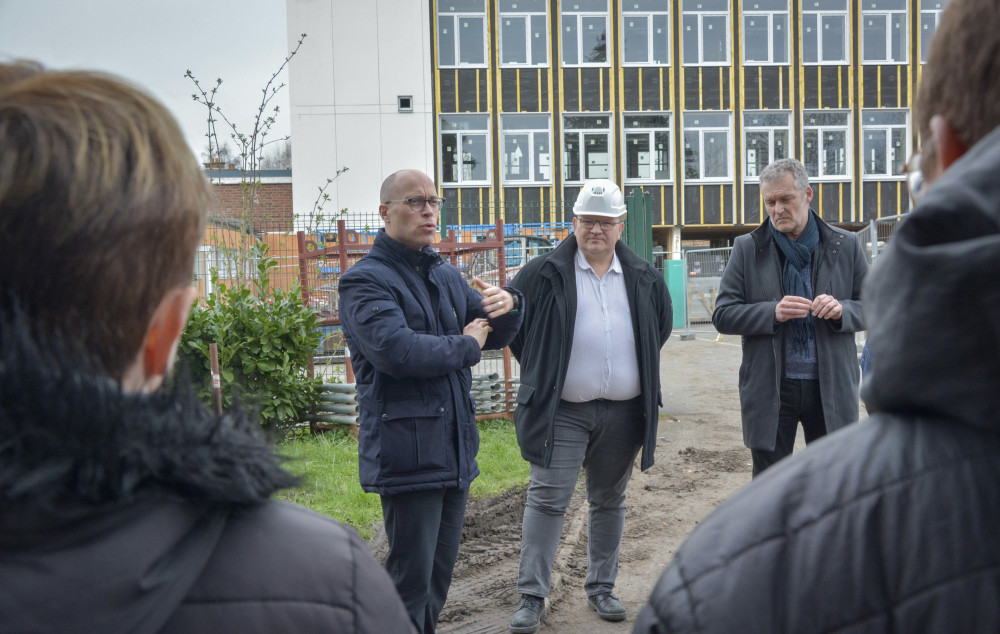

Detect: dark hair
[915,0,1000,152]
[0,62,212,378]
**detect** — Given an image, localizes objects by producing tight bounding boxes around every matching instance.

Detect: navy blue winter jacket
[338,230,523,495]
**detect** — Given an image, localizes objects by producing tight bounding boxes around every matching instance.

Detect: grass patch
[276,419,529,539]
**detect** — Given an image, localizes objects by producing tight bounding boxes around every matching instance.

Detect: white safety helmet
[573,179,627,218]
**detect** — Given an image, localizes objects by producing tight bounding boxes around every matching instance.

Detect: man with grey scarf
[713,158,867,476]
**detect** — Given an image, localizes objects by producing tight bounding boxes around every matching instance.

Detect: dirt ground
[366,329,771,633]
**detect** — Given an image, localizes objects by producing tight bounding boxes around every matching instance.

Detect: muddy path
[371,332,758,632]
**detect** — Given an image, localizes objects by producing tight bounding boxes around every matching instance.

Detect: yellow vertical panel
[700,186,705,224]
[877,66,882,108]
[517,188,523,225]
[779,66,784,110]
[516,68,521,111]
[659,67,664,110]
[638,69,644,110]
[599,69,605,111]
[698,68,703,110]
[758,70,763,110]
[817,66,822,108]
[720,184,725,223]
[454,69,459,111]
[477,68,482,111]
[719,67,724,109]
[538,69,542,109]
[877,181,882,219]
[838,66,843,108]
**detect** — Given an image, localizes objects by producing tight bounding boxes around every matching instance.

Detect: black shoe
[587,592,626,622]
[510,594,547,633]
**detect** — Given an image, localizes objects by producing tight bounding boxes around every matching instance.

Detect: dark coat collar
[0,310,296,509]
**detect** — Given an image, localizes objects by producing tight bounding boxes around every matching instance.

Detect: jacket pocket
[515,383,535,406]
[378,400,452,476]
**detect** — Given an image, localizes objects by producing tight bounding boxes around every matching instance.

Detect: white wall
[286,0,434,225]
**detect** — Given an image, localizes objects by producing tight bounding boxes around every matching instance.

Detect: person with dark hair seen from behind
[0,61,416,633]
[633,0,1000,630]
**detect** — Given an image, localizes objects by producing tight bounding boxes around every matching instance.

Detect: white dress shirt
[560,248,641,402]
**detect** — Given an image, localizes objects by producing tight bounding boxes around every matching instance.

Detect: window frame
[623,112,673,184]
[437,1,488,68]
[499,113,553,186]
[802,0,849,65]
[742,110,793,181]
[802,109,852,180]
[562,112,614,183]
[499,0,550,68]
[741,0,790,66]
[682,111,733,183]
[682,0,732,67]
[920,1,946,63]
[440,114,492,187]
[621,2,671,67]
[560,0,612,68]
[860,109,909,179]
[861,0,908,65]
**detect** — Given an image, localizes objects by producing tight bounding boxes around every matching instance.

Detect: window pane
[686,112,730,127]
[626,114,671,128]
[464,134,487,181]
[534,131,550,181]
[684,131,700,179]
[802,14,818,63]
[864,130,886,175]
[502,17,527,64]
[704,131,728,177]
[703,15,728,63]
[438,16,455,66]
[573,0,608,10]
[804,130,819,177]
[624,16,648,63]
[441,115,488,130]
[626,132,651,179]
[805,111,848,126]
[920,14,937,62]
[531,15,548,64]
[501,0,546,10]
[890,128,906,176]
[864,14,886,61]
[652,14,669,63]
[564,133,580,181]
[654,131,671,178]
[683,14,699,63]
[504,133,530,180]
[745,131,770,178]
[823,130,847,175]
[891,13,906,62]
[442,133,459,183]
[745,111,789,127]
[563,15,579,64]
[774,129,789,161]
[822,15,846,62]
[744,15,769,63]
[584,133,609,179]
[773,14,788,63]
[459,17,485,64]
[684,0,728,10]
[440,0,485,12]
[582,17,608,62]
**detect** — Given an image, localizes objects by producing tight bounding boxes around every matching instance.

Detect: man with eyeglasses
[338,169,523,633]
[634,1,1000,631]
[506,179,672,632]
[712,157,868,478]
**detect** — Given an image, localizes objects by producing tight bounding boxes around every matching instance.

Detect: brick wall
[209,182,293,232]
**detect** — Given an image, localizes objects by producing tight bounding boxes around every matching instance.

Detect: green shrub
[180,245,322,432]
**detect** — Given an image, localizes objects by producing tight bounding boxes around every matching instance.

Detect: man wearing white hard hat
[506,179,672,632]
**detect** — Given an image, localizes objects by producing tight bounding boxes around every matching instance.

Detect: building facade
[287,0,945,244]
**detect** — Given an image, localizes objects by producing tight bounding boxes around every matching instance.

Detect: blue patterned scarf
[770,212,819,352]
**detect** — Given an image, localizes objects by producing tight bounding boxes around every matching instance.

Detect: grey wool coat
[712,213,867,450]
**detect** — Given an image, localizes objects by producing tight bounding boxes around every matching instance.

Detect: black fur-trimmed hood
[0,311,297,508]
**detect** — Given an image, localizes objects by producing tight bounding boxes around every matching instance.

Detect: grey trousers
[516,397,644,598]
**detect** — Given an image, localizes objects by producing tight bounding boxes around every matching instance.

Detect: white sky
[0,0,293,161]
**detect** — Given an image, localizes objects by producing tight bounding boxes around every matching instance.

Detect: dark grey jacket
[712,214,866,450]
[633,125,1000,633]
[0,316,416,634]
[509,235,672,471]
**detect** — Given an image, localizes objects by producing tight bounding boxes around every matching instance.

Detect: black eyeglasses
[384,197,445,212]
[578,219,623,231]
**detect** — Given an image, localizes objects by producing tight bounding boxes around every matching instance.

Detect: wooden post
[209,343,223,415]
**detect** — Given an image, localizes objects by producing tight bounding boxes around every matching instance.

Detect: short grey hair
[759,158,810,192]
